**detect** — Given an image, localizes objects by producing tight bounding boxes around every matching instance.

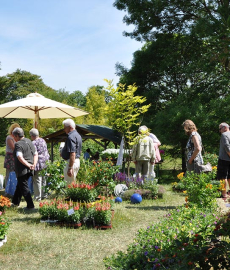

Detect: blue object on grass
[115,197,122,203]
[131,193,142,204]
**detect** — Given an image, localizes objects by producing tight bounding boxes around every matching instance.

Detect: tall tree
[67,91,86,108]
[113,0,230,71]
[0,69,59,144]
[113,0,230,165]
[105,80,151,175]
[0,69,56,103]
[84,85,107,125]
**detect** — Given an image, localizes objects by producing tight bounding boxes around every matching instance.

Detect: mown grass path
[0,185,186,270]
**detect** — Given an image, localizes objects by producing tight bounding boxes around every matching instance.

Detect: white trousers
[33,171,47,201]
[64,158,80,185]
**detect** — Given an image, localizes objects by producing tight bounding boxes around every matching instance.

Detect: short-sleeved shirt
[13,138,36,177]
[32,137,50,171]
[185,131,203,164]
[61,130,82,160]
[219,131,230,161]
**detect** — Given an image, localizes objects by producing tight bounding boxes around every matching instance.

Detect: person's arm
[150,140,156,164]
[33,152,38,169]
[67,152,76,177]
[188,135,202,164]
[17,153,34,170]
[7,137,15,151]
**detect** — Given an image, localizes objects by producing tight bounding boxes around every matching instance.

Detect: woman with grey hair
[29,128,50,201]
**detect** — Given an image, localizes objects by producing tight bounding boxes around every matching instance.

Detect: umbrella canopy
[0,92,89,128]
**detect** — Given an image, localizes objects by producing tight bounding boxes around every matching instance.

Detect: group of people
[4,118,82,209]
[183,119,230,199]
[4,116,230,207]
[131,120,230,201]
[4,124,50,209]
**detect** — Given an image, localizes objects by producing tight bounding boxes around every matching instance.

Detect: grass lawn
[0,184,185,270]
[0,153,184,270]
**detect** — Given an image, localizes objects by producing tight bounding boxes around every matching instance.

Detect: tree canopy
[113,0,230,168]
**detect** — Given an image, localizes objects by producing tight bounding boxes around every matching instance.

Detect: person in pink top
[141,126,162,178]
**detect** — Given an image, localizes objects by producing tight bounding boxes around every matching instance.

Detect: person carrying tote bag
[182,120,211,174]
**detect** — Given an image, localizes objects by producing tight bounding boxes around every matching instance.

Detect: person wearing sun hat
[131,125,155,179]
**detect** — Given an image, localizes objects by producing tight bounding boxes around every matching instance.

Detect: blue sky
[0,1,141,94]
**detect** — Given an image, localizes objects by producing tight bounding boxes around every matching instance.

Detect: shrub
[104,206,224,269]
[183,170,220,208]
[203,152,218,166]
[41,159,66,197]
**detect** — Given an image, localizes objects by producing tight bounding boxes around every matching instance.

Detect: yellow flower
[177,172,184,180]
[206,184,213,189]
[183,190,187,194]
[212,166,217,170]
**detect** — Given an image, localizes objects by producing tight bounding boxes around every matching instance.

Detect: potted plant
[66,182,98,202]
[39,200,59,221]
[93,201,112,228]
[0,211,10,247]
[0,196,11,213]
[67,204,82,227]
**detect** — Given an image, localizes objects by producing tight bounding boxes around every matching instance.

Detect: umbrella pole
[34,109,39,129]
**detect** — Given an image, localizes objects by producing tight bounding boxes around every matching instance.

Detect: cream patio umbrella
[0,92,89,128]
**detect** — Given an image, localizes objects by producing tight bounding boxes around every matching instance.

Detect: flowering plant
[0,196,11,212]
[114,172,159,198]
[182,171,220,208]
[66,182,98,202]
[39,200,59,220]
[89,160,120,185]
[0,211,10,240]
[39,199,82,223]
[93,201,112,225]
[104,206,223,269]
[56,201,82,223]
[41,159,66,197]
